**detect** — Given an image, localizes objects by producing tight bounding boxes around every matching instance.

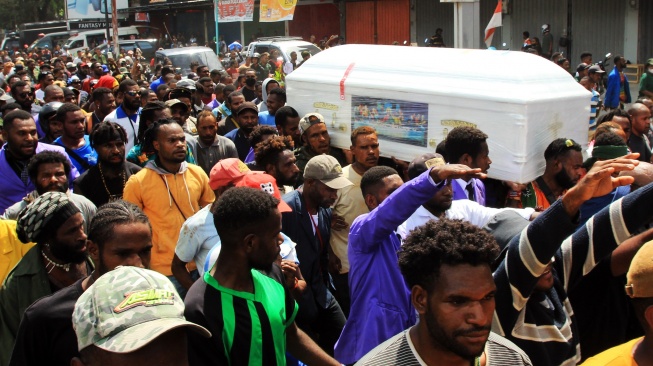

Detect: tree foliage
[0,0,65,30]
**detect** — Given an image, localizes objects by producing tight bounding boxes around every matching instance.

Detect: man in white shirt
[397,153,535,239]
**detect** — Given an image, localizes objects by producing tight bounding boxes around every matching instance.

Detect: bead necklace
[98,162,126,202]
[41,249,70,273]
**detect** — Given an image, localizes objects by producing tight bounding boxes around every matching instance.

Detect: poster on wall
[66,0,128,19]
[259,0,297,22]
[218,0,255,22]
[352,96,428,147]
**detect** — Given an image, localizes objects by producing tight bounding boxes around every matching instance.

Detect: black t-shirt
[9,278,86,366]
[73,162,142,207]
[628,134,652,163]
[568,258,644,361]
[241,87,257,102]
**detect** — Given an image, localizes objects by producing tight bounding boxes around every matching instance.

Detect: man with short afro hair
[444,126,491,205]
[184,187,340,366]
[357,218,532,365]
[254,135,299,192]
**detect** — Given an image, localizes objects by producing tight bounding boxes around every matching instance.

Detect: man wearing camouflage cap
[294,112,348,187]
[9,200,154,366]
[583,240,653,365]
[71,266,211,366]
[0,191,92,365]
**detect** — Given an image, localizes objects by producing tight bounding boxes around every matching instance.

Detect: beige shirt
[330,164,368,273]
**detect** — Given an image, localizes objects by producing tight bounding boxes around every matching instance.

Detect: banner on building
[217,0,255,22]
[66,0,128,19]
[135,12,150,22]
[259,0,297,22]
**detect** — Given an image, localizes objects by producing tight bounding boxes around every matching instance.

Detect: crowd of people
[1,31,653,366]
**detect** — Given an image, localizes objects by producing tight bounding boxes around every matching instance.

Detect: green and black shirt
[184,265,298,365]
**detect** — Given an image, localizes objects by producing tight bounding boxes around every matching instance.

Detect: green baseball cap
[73,266,211,353]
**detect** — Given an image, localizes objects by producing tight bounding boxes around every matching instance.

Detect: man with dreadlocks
[74,122,142,207]
[124,118,214,298]
[0,192,93,365]
[8,200,153,366]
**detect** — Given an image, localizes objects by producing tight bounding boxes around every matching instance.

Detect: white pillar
[441,0,480,49]
[623,1,638,63]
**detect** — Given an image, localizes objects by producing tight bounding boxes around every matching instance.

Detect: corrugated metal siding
[639,0,653,64]
[571,0,624,65]
[289,3,341,41]
[479,0,502,48]
[508,0,567,53]
[346,1,375,44]
[376,0,410,44]
[415,0,454,47]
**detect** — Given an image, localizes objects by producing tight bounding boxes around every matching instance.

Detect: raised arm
[350,165,485,253]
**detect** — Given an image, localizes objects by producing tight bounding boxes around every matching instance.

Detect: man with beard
[186,111,237,176]
[275,105,301,148]
[81,63,102,94]
[357,219,532,366]
[217,90,244,136]
[2,151,96,228]
[8,201,153,366]
[444,126,492,205]
[86,88,116,134]
[294,113,348,187]
[74,122,142,207]
[0,192,93,365]
[53,103,98,174]
[184,186,340,366]
[397,153,536,239]
[281,155,352,355]
[255,135,300,194]
[123,119,215,297]
[627,102,652,163]
[508,138,584,211]
[0,110,79,214]
[258,87,285,126]
[336,159,488,365]
[329,126,379,317]
[10,81,34,114]
[225,102,259,161]
[104,79,141,154]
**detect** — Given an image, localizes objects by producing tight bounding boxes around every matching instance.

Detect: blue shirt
[258,111,276,126]
[53,136,97,174]
[335,169,441,364]
[149,76,164,92]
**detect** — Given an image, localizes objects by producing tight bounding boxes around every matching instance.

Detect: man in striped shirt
[184,187,339,366]
[493,154,653,365]
[357,219,532,366]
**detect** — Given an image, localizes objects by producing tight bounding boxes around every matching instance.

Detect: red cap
[209,158,251,190]
[235,174,292,213]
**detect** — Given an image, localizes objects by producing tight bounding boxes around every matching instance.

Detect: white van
[64,26,140,56]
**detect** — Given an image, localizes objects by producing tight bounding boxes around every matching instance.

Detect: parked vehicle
[63,26,140,55]
[91,39,158,61]
[155,47,224,76]
[27,31,76,52]
[0,32,21,51]
[246,36,321,65]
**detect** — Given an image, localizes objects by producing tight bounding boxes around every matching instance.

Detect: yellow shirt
[0,220,35,283]
[123,163,215,275]
[330,165,368,273]
[581,337,642,366]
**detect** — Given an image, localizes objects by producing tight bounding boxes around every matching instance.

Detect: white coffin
[286,44,591,183]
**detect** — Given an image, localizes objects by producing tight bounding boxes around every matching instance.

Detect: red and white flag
[484,0,502,48]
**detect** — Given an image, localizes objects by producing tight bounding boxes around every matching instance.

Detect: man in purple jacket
[0,110,79,214]
[334,154,485,364]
